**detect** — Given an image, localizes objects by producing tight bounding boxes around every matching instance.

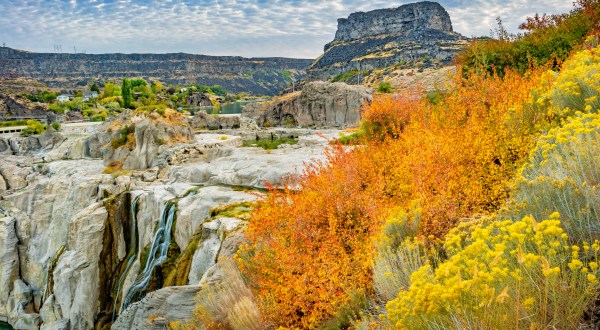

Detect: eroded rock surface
[0,108,337,330]
[242,81,371,128]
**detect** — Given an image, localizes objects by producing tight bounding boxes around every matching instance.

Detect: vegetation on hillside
[458,0,600,75]
[174,3,600,329]
[5,78,245,128]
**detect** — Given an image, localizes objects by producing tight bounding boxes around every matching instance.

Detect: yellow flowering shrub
[510,112,600,243]
[386,215,600,329]
[535,44,600,125]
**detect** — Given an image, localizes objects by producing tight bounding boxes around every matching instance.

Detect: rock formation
[185,93,213,107]
[242,81,372,128]
[0,47,312,96]
[307,1,468,80]
[190,112,241,131]
[0,106,341,329]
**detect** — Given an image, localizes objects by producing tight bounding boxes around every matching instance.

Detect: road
[0,121,102,136]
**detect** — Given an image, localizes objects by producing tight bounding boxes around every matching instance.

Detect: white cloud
[0,0,578,58]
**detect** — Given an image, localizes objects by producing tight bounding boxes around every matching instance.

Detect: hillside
[0,47,313,96]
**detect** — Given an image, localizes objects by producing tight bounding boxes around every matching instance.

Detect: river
[185,99,266,115]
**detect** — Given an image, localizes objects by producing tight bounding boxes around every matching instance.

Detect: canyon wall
[0,47,313,96]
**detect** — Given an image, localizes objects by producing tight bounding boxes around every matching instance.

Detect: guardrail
[0,126,26,134]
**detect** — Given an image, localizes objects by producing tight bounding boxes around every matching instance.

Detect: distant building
[82,91,99,101]
[57,94,71,102]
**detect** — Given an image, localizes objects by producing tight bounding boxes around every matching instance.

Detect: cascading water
[120,200,176,311]
[112,194,140,320]
[118,190,197,313]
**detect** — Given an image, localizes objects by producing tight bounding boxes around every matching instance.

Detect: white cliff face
[0,123,336,330]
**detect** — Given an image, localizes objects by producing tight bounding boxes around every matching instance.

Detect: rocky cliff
[0,47,313,96]
[307,1,468,80]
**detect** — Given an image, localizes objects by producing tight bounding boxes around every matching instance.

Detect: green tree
[90,82,100,93]
[130,78,147,88]
[104,82,121,97]
[122,77,133,109]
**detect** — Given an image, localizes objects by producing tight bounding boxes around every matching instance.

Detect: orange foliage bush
[364,69,547,237]
[238,67,548,328]
[238,145,393,328]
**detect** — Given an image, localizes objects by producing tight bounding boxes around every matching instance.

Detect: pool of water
[0,321,13,330]
[187,100,266,115]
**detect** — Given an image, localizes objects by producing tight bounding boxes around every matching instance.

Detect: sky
[0,0,574,59]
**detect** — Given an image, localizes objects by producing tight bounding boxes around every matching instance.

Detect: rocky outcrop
[111,285,201,330]
[332,1,453,43]
[307,1,467,80]
[191,112,241,130]
[242,81,371,128]
[0,47,312,96]
[87,111,195,170]
[186,93,213,107]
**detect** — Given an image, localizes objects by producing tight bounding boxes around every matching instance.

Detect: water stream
[112,194,140,319]
[120,200,176,311]
[118,190,197,313]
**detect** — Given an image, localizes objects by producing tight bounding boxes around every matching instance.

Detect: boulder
[186,93,213,107]
[102,118,194,170]
[111,285,201,330]
[174,186,256,250]
[38,127,66,150]
[0,138,12,155]
[191,112,241,130]
[188,217,245,285]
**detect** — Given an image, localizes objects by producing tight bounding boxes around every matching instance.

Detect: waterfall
[120,200,176,311]
[112,194,140,320]
[117,189,198,315]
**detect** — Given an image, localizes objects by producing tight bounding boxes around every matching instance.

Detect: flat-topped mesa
[333,1,453,43]
[309,1,467,80]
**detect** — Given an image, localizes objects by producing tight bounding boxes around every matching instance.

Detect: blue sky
[0,0,573,58]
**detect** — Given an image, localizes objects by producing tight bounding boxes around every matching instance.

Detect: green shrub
[48,103,65,113]
[332,70,360,83]
[373,206,425,301]
[51,122,61,131]
[337,130,366,145]
[458,2,600,75]
[376,81,393,93]
[20,120,45,136]
[0,120,27,128]
[426,90,444,105]
[242,137,297,150]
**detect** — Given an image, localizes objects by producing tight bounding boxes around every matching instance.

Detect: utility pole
[74,46,76,54]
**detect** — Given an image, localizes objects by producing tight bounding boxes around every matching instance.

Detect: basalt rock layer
[0,47,313,96]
